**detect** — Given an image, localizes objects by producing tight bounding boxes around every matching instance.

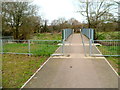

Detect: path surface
[23,34,118,88]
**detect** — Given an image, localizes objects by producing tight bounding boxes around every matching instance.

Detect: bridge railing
[81,28,94,40]
[80,28,94,56]
[61,29,73,55]
[62,29,73,41]
[81,28,120,57]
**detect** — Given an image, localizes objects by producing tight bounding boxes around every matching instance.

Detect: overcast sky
[32,0,85,23]
[32,0,119,24]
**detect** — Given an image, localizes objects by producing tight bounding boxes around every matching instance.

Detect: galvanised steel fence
[81,28,94,40]
[80,28,94,56]
[62,29,73,55]
[81,28,120,57]
[1,40,61,56]
[0,29,73,56]
[90,40,120,56]
[0,36,14,40]
[62,29,73,41]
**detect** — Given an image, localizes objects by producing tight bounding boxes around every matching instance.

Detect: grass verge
[97,46,119,55]
[3,41,60,56]
[2,42,60,88]
[2,54,48,88]
[2,33,62,88]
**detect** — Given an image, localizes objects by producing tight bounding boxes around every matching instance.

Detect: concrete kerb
[20,45,63,89]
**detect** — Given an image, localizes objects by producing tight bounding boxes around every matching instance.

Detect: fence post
[0,39,2,89]
[0,40,3,54]
[80,29,87,57]
[89,29,90,39]
[62,40,65,55]
[28,40,31,56]
[91,29,94,40]
[62,30,65,55]
[89,39,92,56]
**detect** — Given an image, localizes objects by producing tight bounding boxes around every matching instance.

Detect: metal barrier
[62,29,73,41]
[0,29,73,56]
[80,28,94,56]
[90,39,120,56]
[81,28,94,40]
[62,29,73,55]
[1,40,61,56]
[0,36,14,40]
[80,29,87,56]
[80,28,120,57]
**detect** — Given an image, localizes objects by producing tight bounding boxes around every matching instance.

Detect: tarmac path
[23,34,118,88]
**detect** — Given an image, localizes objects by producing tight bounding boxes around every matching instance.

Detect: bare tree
[78,0,116,39]
[78,0,114,28]
[51,18,67,32]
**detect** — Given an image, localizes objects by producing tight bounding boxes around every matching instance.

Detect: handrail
[80,29,87,57]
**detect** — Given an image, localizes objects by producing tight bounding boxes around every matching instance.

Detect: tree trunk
[86,0,91,28]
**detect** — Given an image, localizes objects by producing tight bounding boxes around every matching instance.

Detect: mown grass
[2,54,48,88]
[31,44,59,56]
[97,46,119,55]
[2,33,62,88]
[32,33,62,40]
[3,41,60,56]
[2,44,60,88]
[96,31,120,75]
[3,43,28,53]
[2,42,60,88]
